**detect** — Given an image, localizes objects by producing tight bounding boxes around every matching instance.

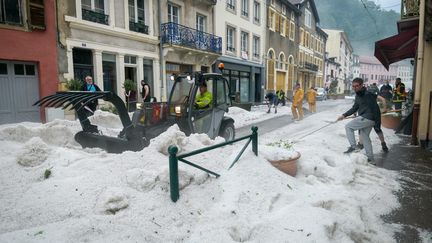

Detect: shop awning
[374,28,418,70]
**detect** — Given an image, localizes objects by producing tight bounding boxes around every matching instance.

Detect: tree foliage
[316,0,400,55]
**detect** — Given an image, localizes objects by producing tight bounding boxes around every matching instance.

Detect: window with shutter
[28,0,45,29]
[275,13,279,32]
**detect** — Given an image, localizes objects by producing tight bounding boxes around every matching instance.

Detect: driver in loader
[195,82,213,109]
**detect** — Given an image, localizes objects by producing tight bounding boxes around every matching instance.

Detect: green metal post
[168,145,179,202]
[251,126,258,156]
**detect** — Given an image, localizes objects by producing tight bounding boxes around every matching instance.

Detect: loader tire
[219,121,235,141]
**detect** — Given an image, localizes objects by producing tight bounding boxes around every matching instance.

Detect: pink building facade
[358,56,397,86]
[0,0,58,124]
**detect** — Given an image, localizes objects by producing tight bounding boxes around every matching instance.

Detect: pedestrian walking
[337,78,381,164]
[265,92,278,113]
[291,83,304,120]
[306,86,317,113]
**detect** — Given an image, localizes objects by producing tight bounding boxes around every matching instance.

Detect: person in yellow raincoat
[291,83,304,120]
[195,82,213,109]
[306,86,317,113]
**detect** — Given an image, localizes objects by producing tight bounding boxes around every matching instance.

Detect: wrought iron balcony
[401,0,419,19]
[226,3,235,10]
[227,46,236,52]
[161,22,222,54]
[300,61,318,72]
[82,8,109,25]
[129,21,149,34]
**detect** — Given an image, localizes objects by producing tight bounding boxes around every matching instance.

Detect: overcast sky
[374,0,401,12]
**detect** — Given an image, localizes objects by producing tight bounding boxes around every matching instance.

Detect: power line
[359,0,380,35]
[381,3,400,8]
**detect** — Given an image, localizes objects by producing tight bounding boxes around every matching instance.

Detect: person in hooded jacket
[291,83,304,120]
[337,78,381,164]
[306,86,317,113]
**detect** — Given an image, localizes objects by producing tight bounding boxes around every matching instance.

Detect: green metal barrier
[168,126,258,202]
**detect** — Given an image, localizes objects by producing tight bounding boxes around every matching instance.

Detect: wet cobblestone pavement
[378,137,432,242]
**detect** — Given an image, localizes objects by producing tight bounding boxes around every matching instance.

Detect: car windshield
[317,88,325,93]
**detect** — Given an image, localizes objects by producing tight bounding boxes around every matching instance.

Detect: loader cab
[168,72,233,140]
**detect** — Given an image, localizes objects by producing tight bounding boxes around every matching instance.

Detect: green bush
[100,104,118,115]
[66,79,83,91]
[329,80,338,95]
[123,79,137,92]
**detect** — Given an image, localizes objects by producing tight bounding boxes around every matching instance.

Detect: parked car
[316,87,327,101]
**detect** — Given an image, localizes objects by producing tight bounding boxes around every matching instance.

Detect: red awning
[374,28,418,70]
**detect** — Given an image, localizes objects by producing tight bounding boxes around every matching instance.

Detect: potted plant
[123,79,137,111]
[381,111,402,129]
[66,79,83,91]
[262,139,301,176]
[328,80,339,99]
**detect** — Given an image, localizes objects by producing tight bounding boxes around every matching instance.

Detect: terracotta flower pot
[269,152,301,177]
[381,114,401,129]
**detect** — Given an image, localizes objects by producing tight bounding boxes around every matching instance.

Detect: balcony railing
[82,8,109,25]
[129,21,149,34]
[401,0,419,19]
[161,22,222,54]
[226,3,235,10]
[226,46,236,52]
[301,61,319,72]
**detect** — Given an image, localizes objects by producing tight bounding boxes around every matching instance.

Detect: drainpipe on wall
[158,0,165,101]
[411,0,426,145]
[212,4,216,72]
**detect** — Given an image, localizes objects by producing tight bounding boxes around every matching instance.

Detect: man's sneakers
[343,146,356,154]
[381,142,389,152]
[367,158,376,165]
[356,142,389,152]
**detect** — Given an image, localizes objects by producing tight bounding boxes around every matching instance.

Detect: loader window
[170,77,193,104]
[216,79,227,105]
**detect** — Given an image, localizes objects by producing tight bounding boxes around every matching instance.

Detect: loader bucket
[34,91,148,153]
